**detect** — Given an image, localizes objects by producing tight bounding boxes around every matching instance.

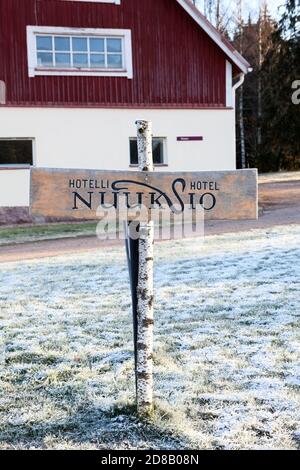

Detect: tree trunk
[135,120,154,417]
[237,0,246,168]
[257,3,264,147]
[216,0,221,30]
[239,84,246,168]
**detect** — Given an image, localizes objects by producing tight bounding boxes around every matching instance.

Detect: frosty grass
[0,224,299,449]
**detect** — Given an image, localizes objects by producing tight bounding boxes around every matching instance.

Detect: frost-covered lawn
[0,225,300,450]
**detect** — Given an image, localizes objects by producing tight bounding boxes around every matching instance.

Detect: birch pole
[135,120,154,417]
[237,0,246,169]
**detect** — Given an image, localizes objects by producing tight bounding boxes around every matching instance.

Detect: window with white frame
[27,26,132,78]
[0,139,34,166]
[129,138,167,166]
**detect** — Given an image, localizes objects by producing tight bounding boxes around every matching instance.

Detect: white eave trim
[176,0,250,74]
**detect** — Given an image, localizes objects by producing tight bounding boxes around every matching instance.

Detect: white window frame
[129,137,168,167]
[0,138,36,168]
[27,26,133,78]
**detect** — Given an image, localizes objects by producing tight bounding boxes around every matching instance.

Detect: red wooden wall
[0,0,230,107]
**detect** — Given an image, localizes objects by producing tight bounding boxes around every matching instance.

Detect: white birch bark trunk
[135,120,154,417]
[239,84,246,168]
[237,0,246,169]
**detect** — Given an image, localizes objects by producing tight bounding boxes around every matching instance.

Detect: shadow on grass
[0,403,189,450]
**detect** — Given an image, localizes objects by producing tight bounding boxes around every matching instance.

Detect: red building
[0,0,250,207]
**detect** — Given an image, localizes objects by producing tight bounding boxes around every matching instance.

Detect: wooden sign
[30,168,258,220]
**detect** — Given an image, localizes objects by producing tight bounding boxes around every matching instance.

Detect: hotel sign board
[30,168,258,221]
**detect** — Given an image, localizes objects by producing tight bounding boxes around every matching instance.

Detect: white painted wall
[0,170,30,206]
[0,107,236,207]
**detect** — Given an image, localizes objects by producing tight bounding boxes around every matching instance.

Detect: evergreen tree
[260,0,300,171]
[233,9,275,169]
